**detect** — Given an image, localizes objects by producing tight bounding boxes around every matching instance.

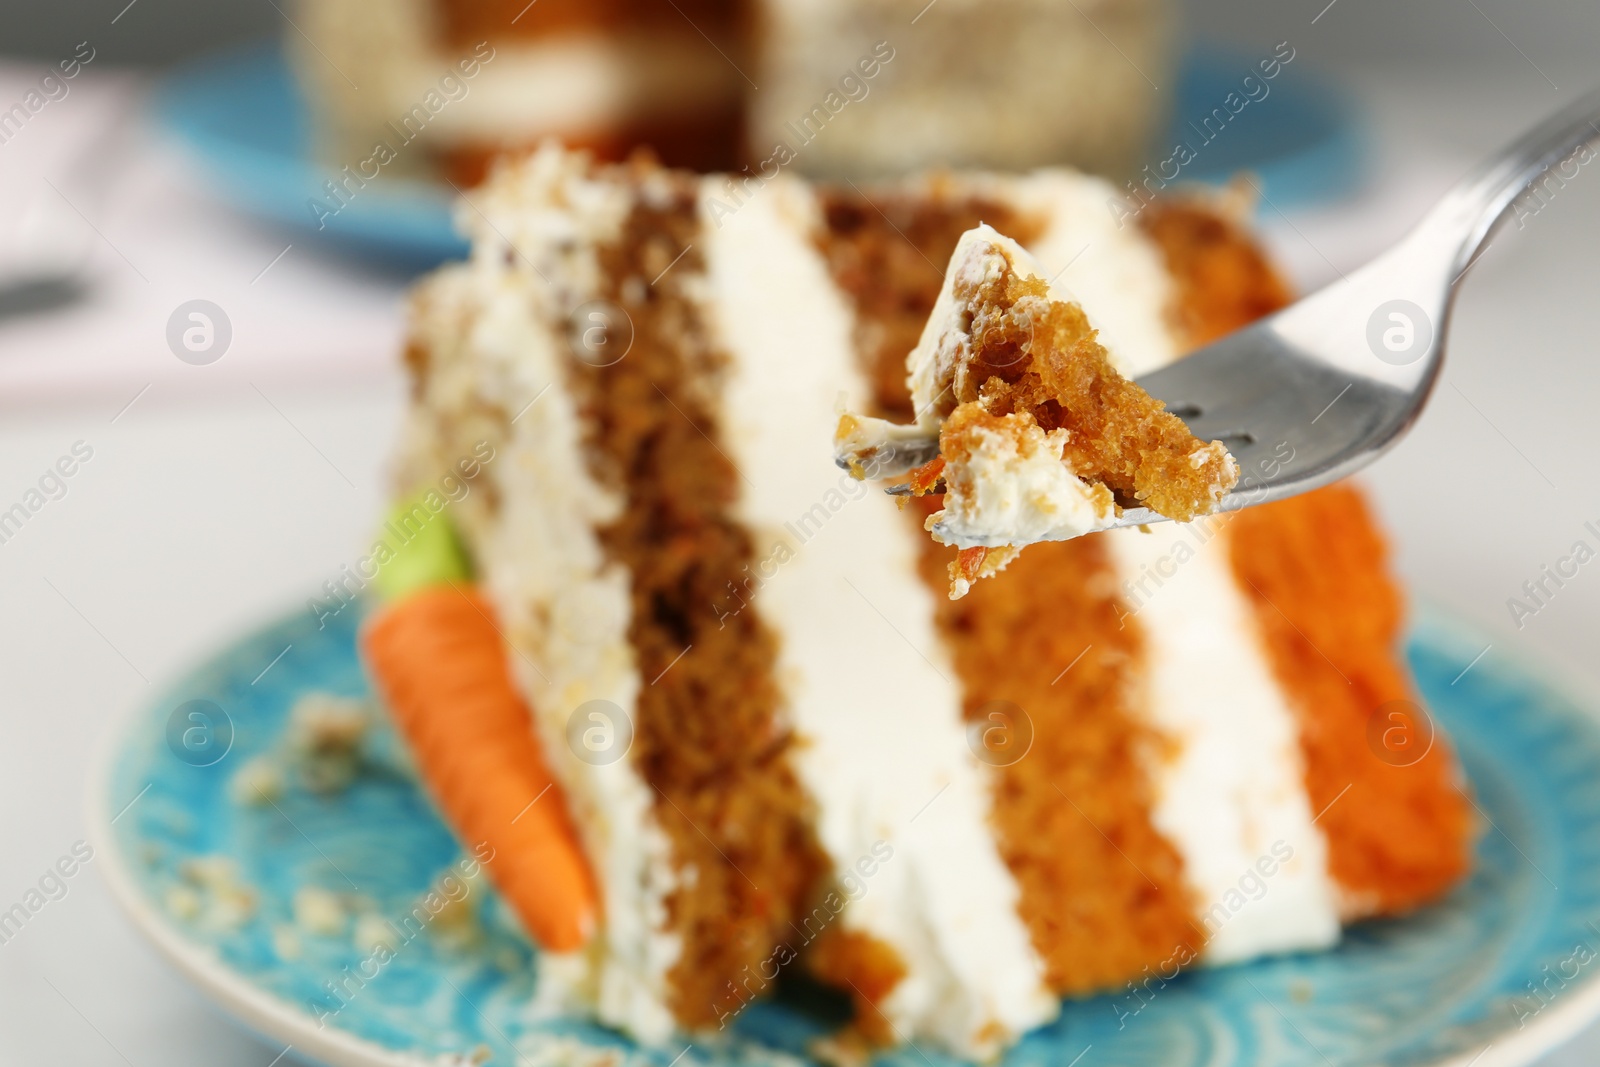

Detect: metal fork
[892,86,1600,529]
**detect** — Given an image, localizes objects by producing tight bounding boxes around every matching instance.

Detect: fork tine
[1136,316,1420,507]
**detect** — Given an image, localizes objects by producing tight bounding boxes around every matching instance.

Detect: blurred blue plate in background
[92,602,1600,1067]
[155,45,469,270]
[155,43,1363,273]
[1169,49,1364,206]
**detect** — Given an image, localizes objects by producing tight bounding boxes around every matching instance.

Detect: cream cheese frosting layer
[409,151,684,1042]
[695,177,1057,1059]
[933,413,1114,549]
[1103,522,1341,963]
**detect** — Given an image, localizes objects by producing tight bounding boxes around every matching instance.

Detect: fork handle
[1411,85,1600,281]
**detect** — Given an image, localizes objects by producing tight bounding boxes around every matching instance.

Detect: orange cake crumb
[907,455,946,495]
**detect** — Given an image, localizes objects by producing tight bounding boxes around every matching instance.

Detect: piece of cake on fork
[837,223,1238,598]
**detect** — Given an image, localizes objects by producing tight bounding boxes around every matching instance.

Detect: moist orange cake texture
[1230,488,1473,914]
[923,511,1207,993]
[576,174,832,1026]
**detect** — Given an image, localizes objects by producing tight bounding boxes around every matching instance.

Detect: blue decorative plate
[153,43,1363,273]
[91,604,1600,1067]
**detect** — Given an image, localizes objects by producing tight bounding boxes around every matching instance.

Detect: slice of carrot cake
[366,146,1474,1064]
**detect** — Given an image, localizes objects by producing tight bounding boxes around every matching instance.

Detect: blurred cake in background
[749,0,1175,178]
[290,0,1175,186]
[290,0,745,185]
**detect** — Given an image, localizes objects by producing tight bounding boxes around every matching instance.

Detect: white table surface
[1,53,1598,1067]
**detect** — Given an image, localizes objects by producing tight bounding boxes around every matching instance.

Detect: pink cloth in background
[0,63,406,410]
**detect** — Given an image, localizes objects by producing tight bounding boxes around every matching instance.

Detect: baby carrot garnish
[361,498,598,951]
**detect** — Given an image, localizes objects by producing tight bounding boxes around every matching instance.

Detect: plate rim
[87,611,431,1067]
[86,601,1600,1067]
